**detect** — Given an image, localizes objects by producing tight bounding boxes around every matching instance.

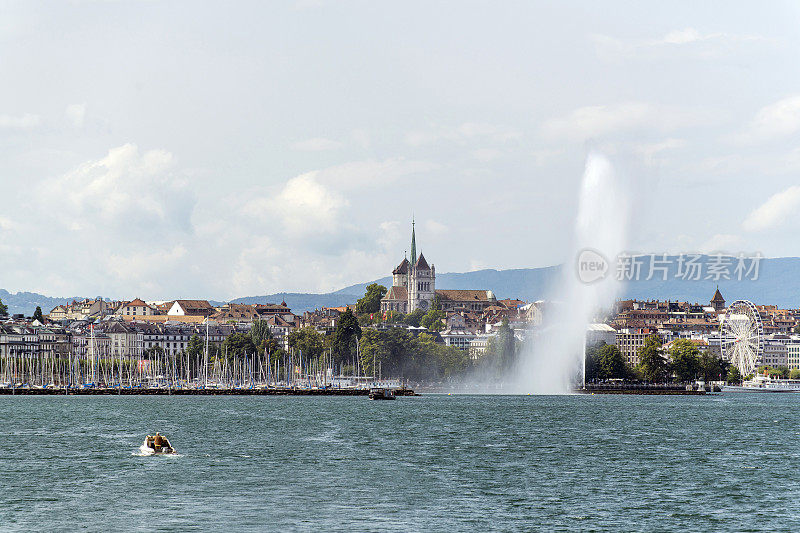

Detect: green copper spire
[410,219,416,266]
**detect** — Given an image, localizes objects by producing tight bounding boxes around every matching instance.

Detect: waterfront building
[70,327,111,360]
[616,328,659,366]
[788,343,800,370]
[0,324,38,360]
[756,335,790,368]
[586,323,617,346]
[105,322,144,359]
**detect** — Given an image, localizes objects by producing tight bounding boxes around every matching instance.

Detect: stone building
[381,221,436,313]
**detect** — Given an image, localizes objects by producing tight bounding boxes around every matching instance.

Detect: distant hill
[4,256,799,317]
[230,292,362,312]
[0,289,90,318]
[223,257,800,313]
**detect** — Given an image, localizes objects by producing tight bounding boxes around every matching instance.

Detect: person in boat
[154,432,164,449]
[146,435,154,449]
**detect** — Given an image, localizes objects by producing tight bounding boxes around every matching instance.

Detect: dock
[0,387,420,396]
[578,383,708,395]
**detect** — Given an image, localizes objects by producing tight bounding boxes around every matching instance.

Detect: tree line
[586,335,736,384]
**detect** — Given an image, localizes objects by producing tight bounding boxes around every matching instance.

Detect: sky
[1,1,800,301]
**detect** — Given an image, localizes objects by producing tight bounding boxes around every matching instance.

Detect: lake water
[2,394,799,531]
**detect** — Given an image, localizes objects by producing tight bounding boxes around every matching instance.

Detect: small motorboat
[368,388,396,400]
[140,433,176,455]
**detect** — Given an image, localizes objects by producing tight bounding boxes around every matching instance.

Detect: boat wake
[132,446,183,457]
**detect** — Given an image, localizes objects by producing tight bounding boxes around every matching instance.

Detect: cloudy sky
[2,1,800,300]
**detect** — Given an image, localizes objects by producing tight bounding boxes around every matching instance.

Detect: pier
[579,383,708,395]
[0,386,419,396]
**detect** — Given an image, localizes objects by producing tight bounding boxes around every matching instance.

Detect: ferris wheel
[720,299,763,377]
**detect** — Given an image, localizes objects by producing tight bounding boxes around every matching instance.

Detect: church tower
[407,220,436,312]
[711,287,725,312]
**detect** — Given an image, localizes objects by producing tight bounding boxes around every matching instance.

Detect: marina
[0,385,418,396]
[0,326,412,395]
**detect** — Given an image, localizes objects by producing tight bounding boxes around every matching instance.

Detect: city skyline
[2,2,800,301]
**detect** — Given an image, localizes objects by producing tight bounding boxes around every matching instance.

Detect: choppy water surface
[2,394,799,531]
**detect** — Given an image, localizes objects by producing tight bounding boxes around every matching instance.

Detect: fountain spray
[513,152,630,394]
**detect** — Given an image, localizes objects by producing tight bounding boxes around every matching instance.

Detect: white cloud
[656,28,732,45]
[290,137,342,151]
[737,95,800,143]
[105,245,188,292]
[635,138,686,165]
[0,216,17,231]
[240,158,432,248]
[743,186,800,232]
[698,233,743,253]
[244,172,347,235]
[0,113,40,130]
[592,28,767,60]
[541,102,695,141]
[469,259,489,271]
[40,143,196,237]
[424,220,449,237]
[307,158,435,189]
[65,103,86,128]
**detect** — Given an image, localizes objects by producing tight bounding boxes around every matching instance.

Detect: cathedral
[380,222,498,316]
[381,221,436,314]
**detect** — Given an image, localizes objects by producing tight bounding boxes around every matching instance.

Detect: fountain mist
[512,152,630,394]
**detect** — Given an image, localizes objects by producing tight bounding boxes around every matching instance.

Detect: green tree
[145,345,165,359]
[698,351,727,382]
[221,332,256,361]
[359,326,472,382]
[598,344,627,380]
[726,365,742,384]
[790,369,800,380]
[332,309,362,363]
[637,334,667,382]
[32,306,44,323]
[185,334,205,376]
[359,327,411,377]
[769,366,789,379]
[480,319,517,378]
[387,311,405,324]
[404,308,426,328]
[421,309,446,331]
[0,298,8,316]
[355,284,387,314]
[186,334,204,360]
[584,342,604,382]
[669,339,701,382]
[249,319,273,349]
[288,327,325,360]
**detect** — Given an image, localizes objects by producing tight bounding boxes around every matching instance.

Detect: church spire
[410,219,417,266]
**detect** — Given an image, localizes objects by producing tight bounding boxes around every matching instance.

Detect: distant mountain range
[3,256,798,317]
